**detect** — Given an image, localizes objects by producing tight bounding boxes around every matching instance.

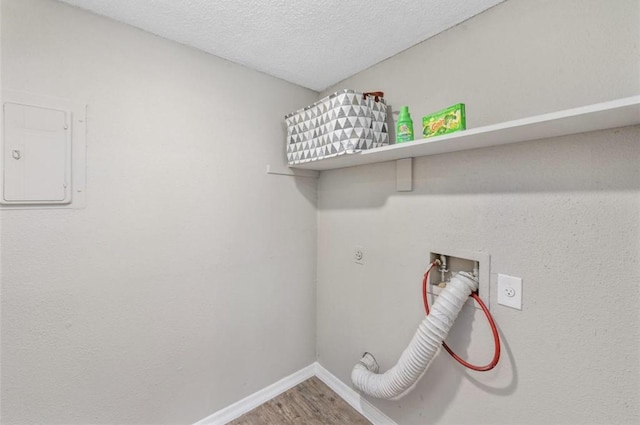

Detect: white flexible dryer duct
[351,272,478,399]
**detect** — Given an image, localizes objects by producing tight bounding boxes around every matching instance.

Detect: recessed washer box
[428,249,490,310]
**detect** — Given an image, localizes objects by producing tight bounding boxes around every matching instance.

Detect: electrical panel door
[2,102,71,204]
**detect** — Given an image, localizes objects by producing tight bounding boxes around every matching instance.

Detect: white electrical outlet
[354,245,364,265]
[497,274,522,310]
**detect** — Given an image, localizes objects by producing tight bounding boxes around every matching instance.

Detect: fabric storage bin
[285,90,389,165]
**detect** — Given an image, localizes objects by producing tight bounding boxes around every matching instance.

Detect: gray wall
[317,1,640,424]
[0,0,318,424]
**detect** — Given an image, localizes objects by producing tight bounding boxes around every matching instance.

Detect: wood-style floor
[228,377,372,424]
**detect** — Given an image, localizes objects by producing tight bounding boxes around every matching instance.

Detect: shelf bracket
[396,158,412,192]
[266,164,319,178]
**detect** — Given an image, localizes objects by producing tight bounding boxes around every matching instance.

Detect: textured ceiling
[58,0,503,91]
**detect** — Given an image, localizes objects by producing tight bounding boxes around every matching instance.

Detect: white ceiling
[58,0,503,91]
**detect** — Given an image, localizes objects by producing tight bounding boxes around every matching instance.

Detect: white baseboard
[193,364,316,425]
[313,363,397,425]
[193,362,397,425]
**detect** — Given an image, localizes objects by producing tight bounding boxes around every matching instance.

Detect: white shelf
[290,96,640,171]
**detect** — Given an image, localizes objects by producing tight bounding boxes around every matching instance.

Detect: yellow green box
[422,103,466,139]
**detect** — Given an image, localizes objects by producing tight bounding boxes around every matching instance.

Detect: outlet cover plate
[497,273,522,310]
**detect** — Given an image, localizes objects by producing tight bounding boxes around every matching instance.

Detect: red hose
[422,262,501,371]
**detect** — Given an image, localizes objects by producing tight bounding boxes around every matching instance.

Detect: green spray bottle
[396,106,414,143]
